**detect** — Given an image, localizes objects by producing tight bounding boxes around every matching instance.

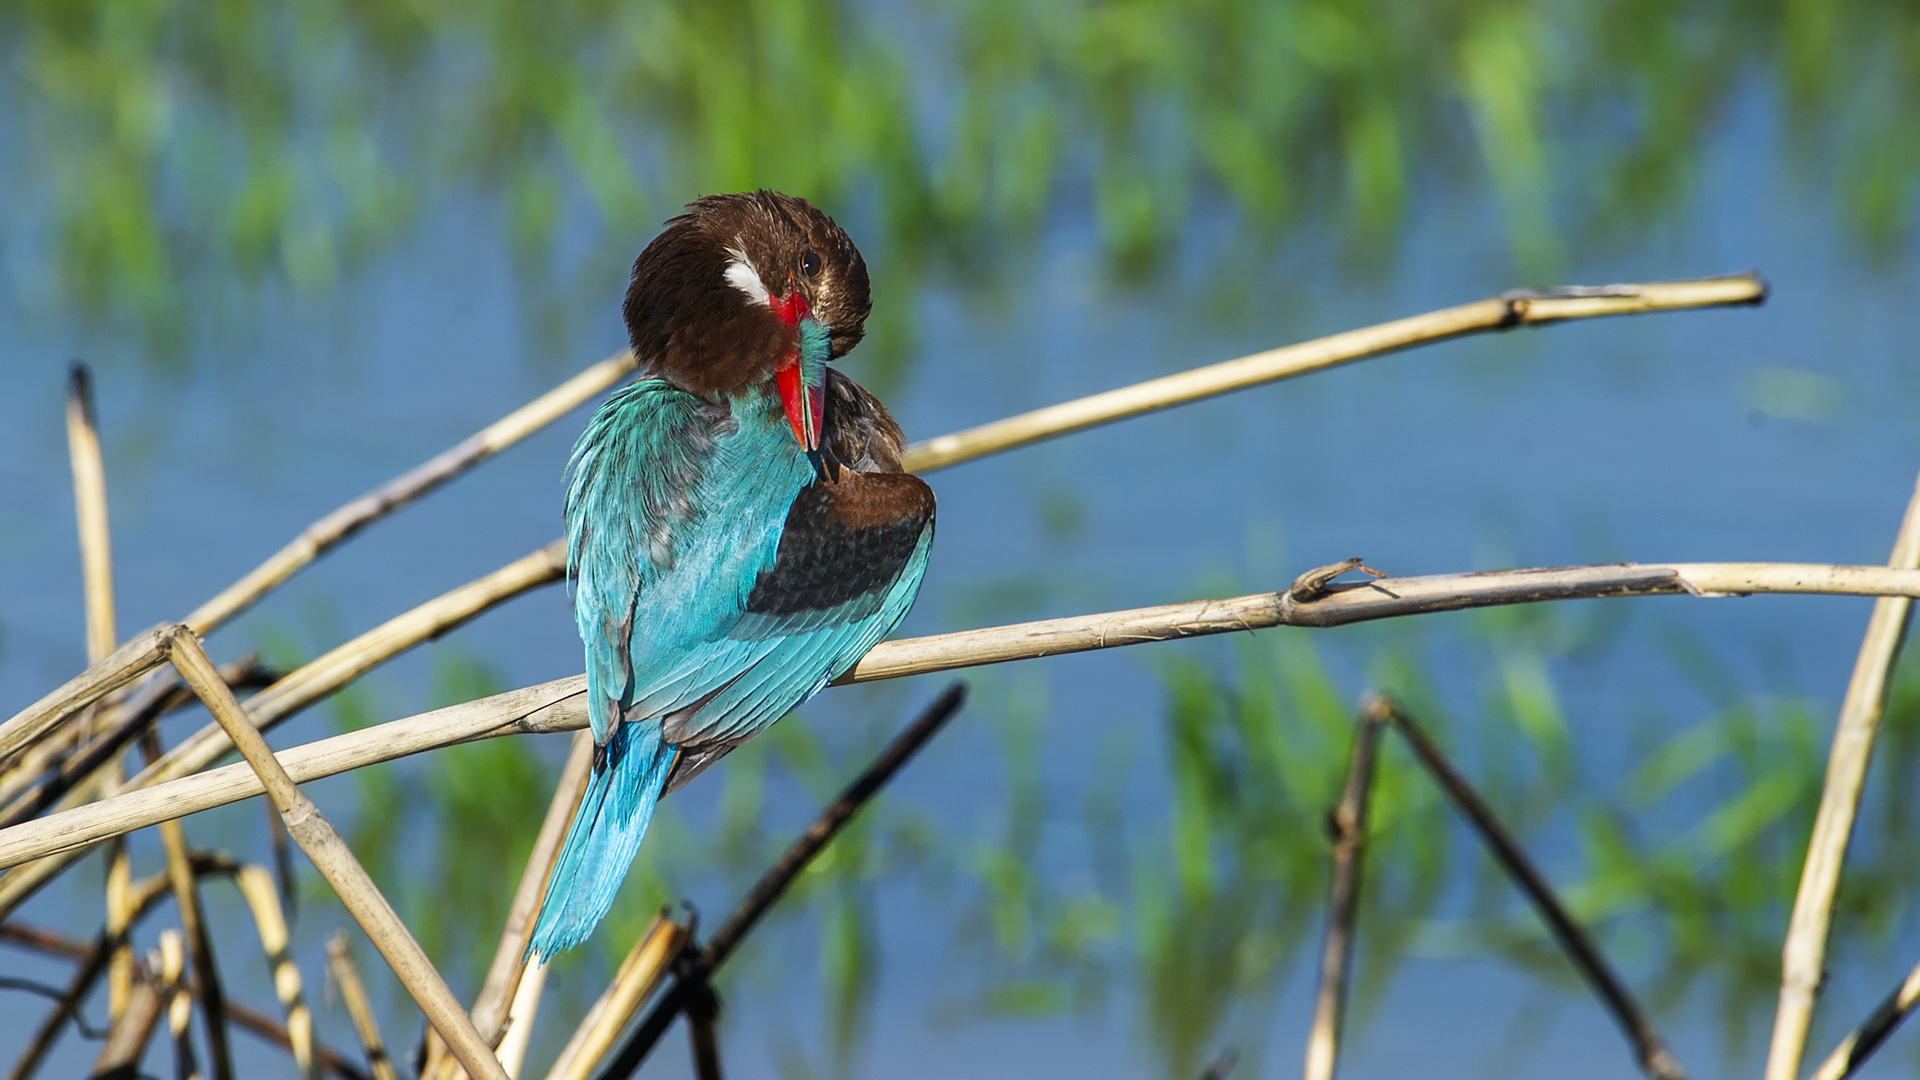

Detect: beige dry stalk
[1302,698,1387,1080]
[900,274,1764,471]
[234,864,320,1079]
[160,808,235,1080]
[13,560,1920,868]
[65,362,142,1033]
[542,916,686,1080]
[494,960,548,1078]
[163,629,509,1080]
[1808,957,1920,1080]
[1764,470,1920,1080]
[186,352,633,637]
[448,730,595,1080]
[0,545,563,924]
[328,932,401,1080]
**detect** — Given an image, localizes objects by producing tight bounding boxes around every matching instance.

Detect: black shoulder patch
[745,473,933,617]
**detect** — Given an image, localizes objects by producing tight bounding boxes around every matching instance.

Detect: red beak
[769,291,823,457]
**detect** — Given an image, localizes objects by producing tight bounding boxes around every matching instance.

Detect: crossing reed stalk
[1302,698,1386,1080]
[1807,956,1920,1080]
[185,352,633,637]
[328,933,401,1080]
[1764,468,1920,1080]
[601,684,968,1077]
[12,560,1920,871]
[233,864,320,1079]
[164,629,510,1080]
[541,916,687,1080]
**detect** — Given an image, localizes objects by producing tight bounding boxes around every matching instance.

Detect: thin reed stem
[899,274,1765,471]
[2,856,235,1080]
[541,916,686,1080]
[0,547,563,923]
[1807,957,1920,1080]
[66,363,117,666]
[470,731,595,1049]
[16,560,1920,871]
[493,959,547,1078]
[88,971,163,1080]
[1378,697,1685,1080]
[602,685,968,1078]
[1765,470,1920,1080]
[0,657,271,829]
[1303,698,1386,1080]
[157,930,197,1080]
[0,625,176,771]
[185,353,632,636]
[327,933,400,1080]
[159,811,234,1080]
[233,865,319,1079]
[164,629,510,1080]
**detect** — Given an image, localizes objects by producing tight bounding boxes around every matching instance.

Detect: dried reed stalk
[66,364,118,666]
[1807,957,1920,1080]
[0,625,175,770]
[602,685,968,1077]
[159,930,198,1080]
[1379,698,1685,1080]
[0,661,262,834]
[4,855,234,1080]
[159,808,235,1080]
[0,546,565,923]
[186,352,633,636]
[459,731,595,1078]
[88,970,163,1080]
[63,362,142,1030]
[1764,471,1920,1080]
[493,959,547,1078]
[328,932,401,1080]
[541,916,686,1080]
[233,864,320,1079]
[900,274,1765,471]
[13,560,1920,871]
[103,832,133,1022]
[1302,698,1387,1080]
[164,630,510,1080]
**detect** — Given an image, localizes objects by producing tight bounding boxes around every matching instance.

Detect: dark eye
[800,250,821,278]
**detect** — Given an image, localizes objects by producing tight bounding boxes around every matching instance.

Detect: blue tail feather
[527,720,676,960]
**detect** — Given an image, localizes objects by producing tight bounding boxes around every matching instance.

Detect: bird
[528,191,935,959]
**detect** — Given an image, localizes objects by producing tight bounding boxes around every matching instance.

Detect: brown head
[623,191,871,400]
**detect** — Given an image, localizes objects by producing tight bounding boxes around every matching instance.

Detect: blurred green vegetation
[6,0,1919,353]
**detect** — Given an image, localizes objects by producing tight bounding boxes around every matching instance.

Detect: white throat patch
[723,246,771,307]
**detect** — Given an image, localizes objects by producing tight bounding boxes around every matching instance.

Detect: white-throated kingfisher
[529,192,935,958]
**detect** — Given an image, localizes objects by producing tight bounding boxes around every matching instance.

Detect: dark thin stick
[0,977,110,1037]
[684,975,724,1080]
[1,855,235,1080]
[6,918,118,1080]
[0,921,93,960]
[1303,699,1387,1080]
[227,996,376,1080]
[600,683,968,1079]
[1378,697,1686,1080]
